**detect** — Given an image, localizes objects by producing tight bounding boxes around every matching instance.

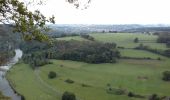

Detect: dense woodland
[157,32,170,48]
[0,25,21,65]
[157,32,170,43]
[21,40,120,68]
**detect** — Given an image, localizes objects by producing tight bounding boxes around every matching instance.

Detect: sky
[26,0,170,24]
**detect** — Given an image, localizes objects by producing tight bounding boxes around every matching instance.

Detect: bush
[162,71,170,81]
[134,37,139,43]
[62,91,76,100]
[106,88,126,95]
[149,94,160,100]
[65,79,74,84]
[48,71,57,79]
[157,57,161,60]
[128,92,134,97]
[127,92,145,98]
[81,84,91,87]
[166,41,170,48]
[21,95,25,100]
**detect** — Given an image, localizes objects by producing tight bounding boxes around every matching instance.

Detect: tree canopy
[66,0,91,9]
[0,0,55,42]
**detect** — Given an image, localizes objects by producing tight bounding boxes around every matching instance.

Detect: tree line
[157,32,170,47]
[21,40,120,68]
[135,43,170,57]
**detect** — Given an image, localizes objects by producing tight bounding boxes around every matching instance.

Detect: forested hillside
[0,25,21,65]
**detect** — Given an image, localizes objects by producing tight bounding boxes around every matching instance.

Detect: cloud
[26,0,170,24]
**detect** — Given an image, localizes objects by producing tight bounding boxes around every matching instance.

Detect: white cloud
[26,0,170,24]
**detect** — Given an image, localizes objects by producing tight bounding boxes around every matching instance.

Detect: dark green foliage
[135,44,170,58]
[48,71,57,79]
[52,40,119,63]
[81,84,91,87]
[22,51,50,68]
[0,0,55,42]
[166,41,170,48]
[157,33,170,43]
[106,88,126,95]
[62,91,76,100]
[0,25,21,65]
[164,49,170,57]
[128,92,134,97]
[149,94,160,100]
[127,92,145,99]
[0,50,15,65]
[21,95,25,100]
[21,40,120,68]
[135,43,149,50]
[162,71,170,81]
[157,57,161,60]
[65,79,74,84]
[134,37,139,43]
[81,34,95,41]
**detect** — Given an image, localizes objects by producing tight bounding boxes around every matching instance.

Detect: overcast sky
[27,0,170,24]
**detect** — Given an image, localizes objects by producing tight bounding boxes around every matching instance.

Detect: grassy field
[56,36,87,41]
[7,63,61,100]
[7,59,170,100]
[90,33,167,50]
[58,33,167,50]
[7,33,170,100]
[120,49,167,59]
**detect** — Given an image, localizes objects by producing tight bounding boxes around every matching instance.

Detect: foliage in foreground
[0,0,55,42]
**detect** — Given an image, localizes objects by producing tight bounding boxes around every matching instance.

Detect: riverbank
[0,49,22,100]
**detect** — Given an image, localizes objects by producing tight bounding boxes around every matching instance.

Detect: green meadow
[7,33,170,100]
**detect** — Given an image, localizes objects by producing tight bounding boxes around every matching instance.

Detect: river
[0,49,23,100]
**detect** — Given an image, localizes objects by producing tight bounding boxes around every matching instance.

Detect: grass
[7,59,170,100]
[6,33,170,100]
[56,36,86,41]
[90,33,167,50]
[120,49,167,59]
[7,63,61,100]
[58,33,167,50]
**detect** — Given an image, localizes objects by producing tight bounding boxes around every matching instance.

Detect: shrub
[157,57,161,60]
[48,71,57,79]
[107,83,111,87]
[128,92,134,97]
[134,37,139,43]
[162,71,170,81]
[81,84,91,87]
[133,94,145,98]
[21,95,25,100]
[166,41,170,48]
[149,94,160,100]
[62,91,76,100]
[65,79,74,84]
[106,88,126,95]
[127,92,145,98]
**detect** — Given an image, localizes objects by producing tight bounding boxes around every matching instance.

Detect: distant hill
[48,24,170,35]
[121,27,170,33]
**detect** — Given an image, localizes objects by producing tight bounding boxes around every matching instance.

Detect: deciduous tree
[0,0,55,42]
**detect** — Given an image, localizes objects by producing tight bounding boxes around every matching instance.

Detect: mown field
[7,33,170,100]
